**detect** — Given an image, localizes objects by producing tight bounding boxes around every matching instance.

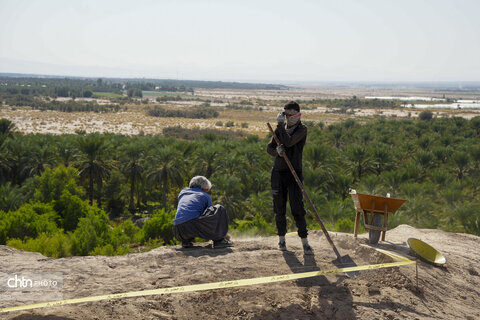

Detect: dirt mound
[1,225,479,319]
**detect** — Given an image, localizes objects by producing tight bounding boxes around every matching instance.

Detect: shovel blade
[333,254,359,278]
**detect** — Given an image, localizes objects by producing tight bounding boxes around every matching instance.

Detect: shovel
[267,123,358,277]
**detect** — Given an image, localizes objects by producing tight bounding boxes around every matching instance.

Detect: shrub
[225,121,235,127]
[54,191,91,231]
[162,126,246,140]
[34,166,84,203]
[0,202,58,244]
[70,208,111,256]
[141,208,176,244]
[334,218,354,233]
[110,220,141,247]
[147,106,218,119]
[7,230,71,258]
[89,243,131,256]
[419,110,433,121]
[233,214,275,236]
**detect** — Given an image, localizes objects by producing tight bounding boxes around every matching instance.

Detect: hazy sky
[1,0,479,83]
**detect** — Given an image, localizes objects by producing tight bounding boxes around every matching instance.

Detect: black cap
[284,101,300,112]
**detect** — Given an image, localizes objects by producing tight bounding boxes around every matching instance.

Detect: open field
[2,87,480,137]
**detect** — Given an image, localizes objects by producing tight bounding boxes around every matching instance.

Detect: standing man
[267,101,313,255]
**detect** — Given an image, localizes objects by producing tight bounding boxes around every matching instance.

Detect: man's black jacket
[267,122,307,172]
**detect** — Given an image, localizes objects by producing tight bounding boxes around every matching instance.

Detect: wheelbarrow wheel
[369,213,382,244]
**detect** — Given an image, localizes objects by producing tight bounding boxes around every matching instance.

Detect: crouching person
[173,176,233,249]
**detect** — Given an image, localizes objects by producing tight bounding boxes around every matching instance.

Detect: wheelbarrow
[350,191,406,244]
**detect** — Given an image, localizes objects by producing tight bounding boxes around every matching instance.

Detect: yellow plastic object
[407,238,446,266]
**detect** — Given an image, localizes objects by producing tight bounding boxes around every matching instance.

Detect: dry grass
[2,88,479,137]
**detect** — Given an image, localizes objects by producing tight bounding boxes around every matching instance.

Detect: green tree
[344,145,375,182]
[452,151,470,180]
[0,138,26,185]
[70,208,111,256]
[83,89,93,98]
[0,202,58,244]
[54,191,91,231]
[57,138,79,167]
[141,208,175,243]
[147,146,184,209]
[193,143,218,178]
[0,182,25,211]
[33,166,84,203]
[0,118,16,146]
[418,110,433,121]
[210,174,243,218]
[23,144,57,178]
[103,171,127,218]
[76,134,112,207]
[120,142,145,213]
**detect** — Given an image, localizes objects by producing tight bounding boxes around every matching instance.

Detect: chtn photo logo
[7,274,33,288]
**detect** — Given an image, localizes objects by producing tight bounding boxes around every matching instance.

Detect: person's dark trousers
[271,169,308,238]
[173,204,229,242]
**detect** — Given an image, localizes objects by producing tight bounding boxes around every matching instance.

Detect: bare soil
[1,225,479,320]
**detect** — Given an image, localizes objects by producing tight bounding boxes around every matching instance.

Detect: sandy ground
[1,225,479,320]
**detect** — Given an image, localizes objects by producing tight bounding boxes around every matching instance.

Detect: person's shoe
[181,241,193,248]
[213,238,234,249]
[278,241,287,251]
[303,244,314,255]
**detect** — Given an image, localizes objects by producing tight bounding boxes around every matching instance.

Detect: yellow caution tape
[360,244,412,262]
[0,248,415,314]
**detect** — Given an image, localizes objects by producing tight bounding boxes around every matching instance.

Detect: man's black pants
[173,204,229,242]
[271,169,308,238]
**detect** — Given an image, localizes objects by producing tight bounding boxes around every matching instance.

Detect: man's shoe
[303,244,314,255]
[213,238,234,249]
[181,241,193,248]
[278,241,287,251]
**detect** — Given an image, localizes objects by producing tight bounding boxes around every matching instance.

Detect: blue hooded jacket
[173,188,212,225]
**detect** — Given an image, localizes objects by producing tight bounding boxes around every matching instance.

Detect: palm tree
[382,169,404,192]
[0,118,15,134]
[414,151,435,177]
[216,151,248,176]
[452,151,470,180]
[0,138,26,185]
[343,145,375,183]
[57,137,79,167]
[330,172,354,199]
[0,118,15,146]
[0,182,25,211]
[304,144,330,170]
[332,129,343,148]
[22,144,56,178]
[120,142,145,213]
[193,143,218,178]
[76,134,112,206]
[210,173,243,218]
[147,146,184,209]
[372,145,394,175]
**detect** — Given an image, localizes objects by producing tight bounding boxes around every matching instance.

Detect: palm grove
[1,113,480,258]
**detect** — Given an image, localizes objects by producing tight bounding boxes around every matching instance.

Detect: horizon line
[1,71,480,87]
